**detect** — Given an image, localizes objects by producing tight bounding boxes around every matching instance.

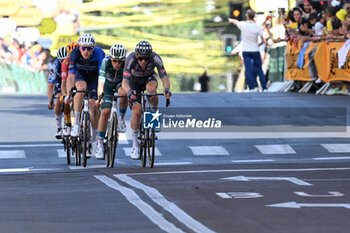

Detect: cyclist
[61,42,79,136]
[122,41,171,160]
[95,44,128,159]
[68,33,105,156]
[47,46,69,139]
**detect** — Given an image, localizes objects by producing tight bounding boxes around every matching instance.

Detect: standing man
[228,9,267,92]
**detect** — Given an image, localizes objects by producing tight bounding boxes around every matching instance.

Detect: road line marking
[95,175,185,233]
[255,144,296,154]
[124,167,350,176]
[155,162,193,166]
[0,144,61,148]
[118,133,129,144]
[123,147,162,156]
[189,146,229,156]
[0,150,26,159]
[0,168,31,173]
[313,156,350,160]
[222,176,312,186]
[232,159,275,163]
[267,202,350,209]
[69,165,106,170]
[57,149,65,158]
[115,174,216,233]
[321,144,350,153]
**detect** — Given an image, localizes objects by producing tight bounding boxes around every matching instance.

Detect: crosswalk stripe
[189,146,229,156]
[255,144,296,155]
[57,149,65,158]
[123,147,162,156]
[0,150,26,159]
[321,144,350,153]
[232,159,275,163]
[118,133,129,144]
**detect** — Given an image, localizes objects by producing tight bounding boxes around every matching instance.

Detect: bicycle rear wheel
[147,129,155,168]
[139,122,146,167]
[82,112,90,167]
[65,136,71,165]
[110,112,118,168]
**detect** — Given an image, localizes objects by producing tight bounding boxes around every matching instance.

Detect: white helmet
[57,46,68,59]
[78,33,95,47]
[110,44,127,59]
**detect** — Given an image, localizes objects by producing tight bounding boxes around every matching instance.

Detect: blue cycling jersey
[68,46,105,79]
[48,59,61,84]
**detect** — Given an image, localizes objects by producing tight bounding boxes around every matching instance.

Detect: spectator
[228,9,267,92]
[198,70,210,92]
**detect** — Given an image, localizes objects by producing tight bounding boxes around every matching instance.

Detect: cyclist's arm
[153,53,170,91]
[61,58,69,96]
[47,83,54,101]
[98,58,107,97]
[68,51,77,94]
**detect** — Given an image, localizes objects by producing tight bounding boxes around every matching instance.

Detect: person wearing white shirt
[229,9,267,91]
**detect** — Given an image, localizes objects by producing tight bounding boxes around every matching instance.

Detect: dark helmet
[135,40,152,56]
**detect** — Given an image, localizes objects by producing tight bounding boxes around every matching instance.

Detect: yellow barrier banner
[327,42,350,82]
[314,41,329,82]
[285,41,312,81]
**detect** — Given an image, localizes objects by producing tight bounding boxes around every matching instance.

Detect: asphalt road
[0,92,349,233]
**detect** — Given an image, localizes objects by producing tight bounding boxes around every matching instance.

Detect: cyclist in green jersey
[95,44,128,159]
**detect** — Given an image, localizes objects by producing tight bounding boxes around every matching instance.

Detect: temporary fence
[0,61,47,94]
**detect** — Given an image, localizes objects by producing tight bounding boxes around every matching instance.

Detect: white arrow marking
[221,176,312,186]
[294,191,344,197]
[216,192,263,199]
[267,202,350,209]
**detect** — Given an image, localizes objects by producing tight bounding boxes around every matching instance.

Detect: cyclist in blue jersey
[122,41,171,159]
[68,33,105,156]
[47,46,69,139]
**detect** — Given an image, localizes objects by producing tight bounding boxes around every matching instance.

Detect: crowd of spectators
[0,36,54,73]
[276,0,350,43]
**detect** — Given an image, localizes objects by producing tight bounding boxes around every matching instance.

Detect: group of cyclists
[47,33,171,161]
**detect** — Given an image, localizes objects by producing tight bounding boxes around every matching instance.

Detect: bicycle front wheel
[65,137,71,165]
[82,112,90,167]
[110,112,118,168]
[139,122,146,167]
[147,129,155,168]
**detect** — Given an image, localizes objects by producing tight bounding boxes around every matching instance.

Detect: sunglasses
[111,58,124,64]
[137,56,150,61]
[81,46,93,51]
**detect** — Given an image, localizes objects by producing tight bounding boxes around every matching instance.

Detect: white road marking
[232,159,275,163]
[0,144,61,148]
[116,174,216,233]
[255,144,296,154]
[189,146,229,156]
[0,150,26,159]
[267,202,350,209]
[313,156,350,160]
[155,162,193,166]
[118,133,129,144]
[216,192,263,199]
[0,168,31,172]
[125,167,350,176]
[69,164,106,170]
[123,147,162,156]
[294,191,344,197]
[95,175,185,233]
[57,149,66,158]
[321,143,350,153]
[221,176,312,186]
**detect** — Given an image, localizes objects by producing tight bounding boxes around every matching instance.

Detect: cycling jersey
[99,56,125,109]
[48,58,62,95]
[99,56,124,84]
[123,51,167,82]
[61,57,69,81]
[68,46,105,99]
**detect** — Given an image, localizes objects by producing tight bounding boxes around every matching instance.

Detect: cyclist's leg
[87,76,100,155]
[146,73,159,111]
[71,78,86,136]
[117,82,128,132]
[96,81,113,158]
[54,83,63,138]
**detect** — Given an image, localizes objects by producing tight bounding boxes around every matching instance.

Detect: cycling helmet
[67,42,79,53]
[135,40,152,56]
[78,33,95,47]
[110,44,127,59]
[57,46,68,59]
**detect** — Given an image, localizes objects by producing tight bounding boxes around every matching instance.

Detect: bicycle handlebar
[135,93,170,107]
